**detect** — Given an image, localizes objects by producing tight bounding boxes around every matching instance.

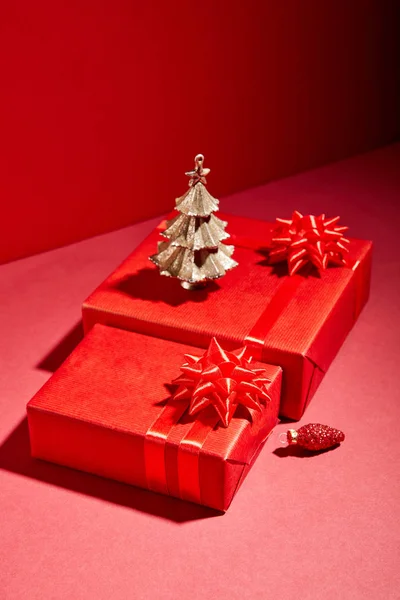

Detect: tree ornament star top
[185,153,211,187]
[269,211,350,276]
[172,337,271,428]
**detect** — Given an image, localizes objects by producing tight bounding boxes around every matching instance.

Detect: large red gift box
[82,214,372,420]
[27,325,282,511]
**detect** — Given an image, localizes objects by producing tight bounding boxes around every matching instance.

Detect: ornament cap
[287,429,298,444]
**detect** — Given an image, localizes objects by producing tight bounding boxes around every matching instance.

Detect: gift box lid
[27,325,282,510]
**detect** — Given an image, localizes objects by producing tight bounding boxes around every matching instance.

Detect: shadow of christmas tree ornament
[149,154,238,290]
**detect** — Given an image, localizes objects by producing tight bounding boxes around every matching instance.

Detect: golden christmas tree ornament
[149,154,238,290]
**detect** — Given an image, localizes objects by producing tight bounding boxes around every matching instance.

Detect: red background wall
[0,1,399,264]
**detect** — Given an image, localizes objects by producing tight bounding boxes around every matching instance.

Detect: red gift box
[27,325,282,511]
[82,214,372,420]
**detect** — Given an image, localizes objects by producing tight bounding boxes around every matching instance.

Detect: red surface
[27,326,281,511]
[82,215,372,420]
[1,145,400,598]
[1,1,399,264]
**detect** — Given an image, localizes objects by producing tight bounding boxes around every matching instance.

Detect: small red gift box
[27,325,282,511]
[82,214,372,420]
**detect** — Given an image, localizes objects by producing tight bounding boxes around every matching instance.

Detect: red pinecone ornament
[269,211,350,276]
[286,423,345,451]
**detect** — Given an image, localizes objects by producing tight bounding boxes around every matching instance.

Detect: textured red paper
[27,325,281,511]
[82,214,372,420]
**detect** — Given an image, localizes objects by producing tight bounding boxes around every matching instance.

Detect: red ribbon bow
[172,338,271,427]
[269,211,350,276]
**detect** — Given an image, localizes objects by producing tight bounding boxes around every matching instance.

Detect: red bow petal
[214,378,237,396]
[173,386,192,401]
[189,395,214,415]
[231,365,261,381]
[183,354,201,364]
[180,364,203,379]
[172,374,196,386]
[239,393,263,412]
[201,364,223,380]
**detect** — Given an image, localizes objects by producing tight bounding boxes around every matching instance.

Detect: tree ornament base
[181,281,207,291]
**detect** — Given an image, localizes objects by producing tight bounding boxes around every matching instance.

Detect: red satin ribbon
[244,275,305,360]
[177,412,219,503]
[144,402,187,495]
[144,401,218,504]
